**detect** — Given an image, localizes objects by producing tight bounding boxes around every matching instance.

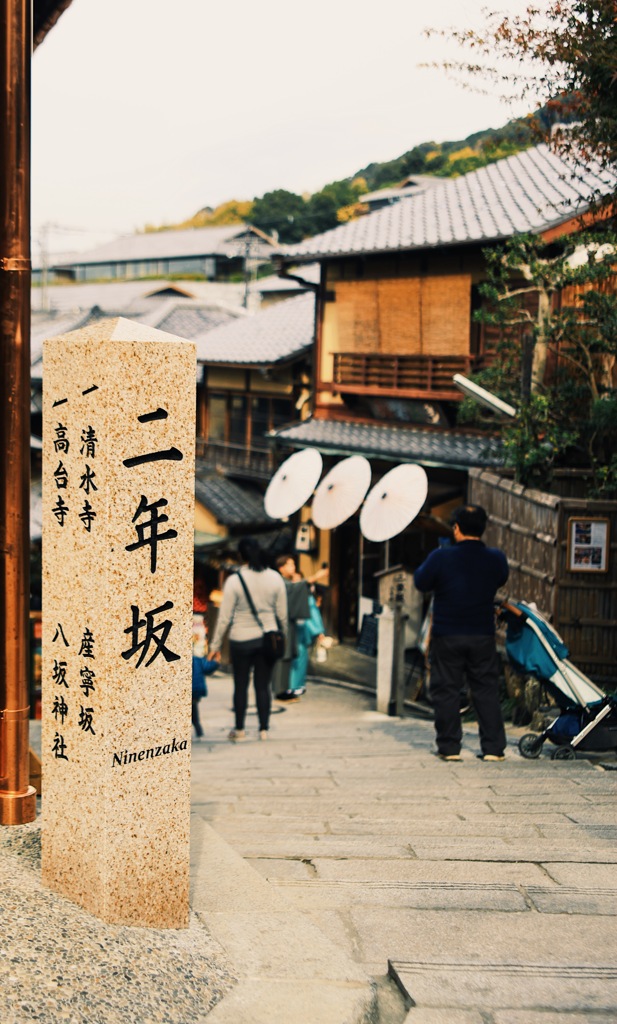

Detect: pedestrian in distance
[288,585,326,695]
[272,555,310,702]
[191,654,218,741]
[414,504,509,762]
[208,537,288,742]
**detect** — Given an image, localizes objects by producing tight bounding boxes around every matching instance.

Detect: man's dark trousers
[431,635,506,757]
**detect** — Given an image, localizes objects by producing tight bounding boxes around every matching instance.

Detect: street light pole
[0,0,36,825]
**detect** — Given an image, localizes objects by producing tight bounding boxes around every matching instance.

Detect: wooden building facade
[471,469,617,687]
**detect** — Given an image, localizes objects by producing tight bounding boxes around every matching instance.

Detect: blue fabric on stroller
[506,605,569,684]
[500,601,617,758]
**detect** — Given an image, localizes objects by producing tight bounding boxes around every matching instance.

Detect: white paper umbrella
[264,448,323,519]
[311,456,372,530]
[359,464,428,542]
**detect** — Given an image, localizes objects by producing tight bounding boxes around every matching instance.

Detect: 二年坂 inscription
[42,318,195,928]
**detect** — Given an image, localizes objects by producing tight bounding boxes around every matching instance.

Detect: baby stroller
[499,601,617,760]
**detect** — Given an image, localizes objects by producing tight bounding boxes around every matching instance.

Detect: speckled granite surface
[0,820,236,1024]
[42,322,196,928]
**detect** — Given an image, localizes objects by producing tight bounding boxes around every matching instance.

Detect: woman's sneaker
[228,729,246,742]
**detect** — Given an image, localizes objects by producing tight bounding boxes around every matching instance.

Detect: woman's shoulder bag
[236,572,285,664]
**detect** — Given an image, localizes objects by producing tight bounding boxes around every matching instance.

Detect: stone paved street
[191,674,617,1023]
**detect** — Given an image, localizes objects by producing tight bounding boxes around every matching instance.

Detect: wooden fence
[469,468,617,688]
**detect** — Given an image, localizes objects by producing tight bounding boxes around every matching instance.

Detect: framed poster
[567,517,610,573]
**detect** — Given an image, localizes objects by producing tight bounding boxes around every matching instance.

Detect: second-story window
[229,396,246,445]
[208,395,226,442]
[251,397,269,444]
[205,393,294,448]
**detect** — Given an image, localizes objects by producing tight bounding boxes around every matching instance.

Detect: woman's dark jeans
[229,638,273,731]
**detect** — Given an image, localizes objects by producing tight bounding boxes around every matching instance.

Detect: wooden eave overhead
[540,202,617,243]
[34,0,73,49]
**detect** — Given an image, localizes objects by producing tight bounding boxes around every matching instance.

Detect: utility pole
[39,221,50,312]
[242,233,252,309]
[0,0,36,824]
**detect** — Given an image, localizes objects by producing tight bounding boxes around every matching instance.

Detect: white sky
[32,0,536,257]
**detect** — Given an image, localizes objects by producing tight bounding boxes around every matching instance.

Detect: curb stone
[190,814,377,1024]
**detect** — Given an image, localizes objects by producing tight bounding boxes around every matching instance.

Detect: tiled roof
[154,305,239,339]
[31,279,247,313]
[281,145,617,262]
[195,468,270,528]
[51,225,275,269]
[132,297,244,337]
[31,310,94,376]
[30,291,246,377]
[255,263,321,292]
[195,292,315,370]
[361,177,446,206]
[270,418,503,470]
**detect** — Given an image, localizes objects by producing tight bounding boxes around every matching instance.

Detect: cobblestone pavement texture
[2,672,616,1023]
[192,673,617,1023]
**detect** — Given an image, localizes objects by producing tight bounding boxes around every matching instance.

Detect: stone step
[389,959,617,1014]
[271,879,528,912]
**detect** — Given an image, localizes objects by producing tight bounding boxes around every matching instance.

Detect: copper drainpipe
[0,0,36,824]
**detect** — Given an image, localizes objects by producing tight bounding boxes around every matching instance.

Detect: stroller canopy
[505,603,569,681]
[504,601,605,708]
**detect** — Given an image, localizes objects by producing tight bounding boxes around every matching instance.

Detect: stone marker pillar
[376,607,395,715]
[42,318,195,928]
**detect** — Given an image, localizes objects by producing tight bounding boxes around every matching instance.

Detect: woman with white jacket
[209,537,288,741]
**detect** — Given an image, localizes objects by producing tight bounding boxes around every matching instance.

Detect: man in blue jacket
[414,505,509,762]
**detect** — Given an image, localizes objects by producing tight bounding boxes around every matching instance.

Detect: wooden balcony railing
[330,352,487,400]
[195,439,275,480]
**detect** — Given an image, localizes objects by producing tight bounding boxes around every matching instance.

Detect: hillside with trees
[145,112,540,243]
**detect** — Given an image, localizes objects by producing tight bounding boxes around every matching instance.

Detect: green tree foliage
[438,1,617,492]
[250,189,308,243]
[249,179,371,241]
[426,1,617,192]
[459,231,617,493]
[304,192,339,236]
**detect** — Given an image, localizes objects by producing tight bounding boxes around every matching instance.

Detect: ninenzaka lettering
[122,407,184,468]
[112,737,188,767]
[138,407,168,423]
[121,601,180,667]
[126,494,178,573]
[123,448,183,468]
